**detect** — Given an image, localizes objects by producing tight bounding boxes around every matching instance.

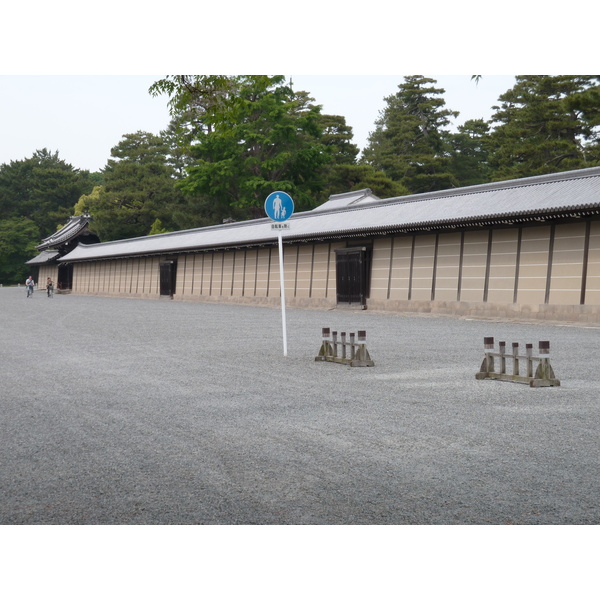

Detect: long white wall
[69,220,600,323]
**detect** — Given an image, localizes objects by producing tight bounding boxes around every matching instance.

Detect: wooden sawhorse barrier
[475,337,560,387]
[315,328,375,367]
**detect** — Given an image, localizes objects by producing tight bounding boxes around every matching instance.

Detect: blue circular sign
[265,191,294,222]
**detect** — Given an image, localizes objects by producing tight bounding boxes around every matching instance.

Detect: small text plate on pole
[265,191,294,222]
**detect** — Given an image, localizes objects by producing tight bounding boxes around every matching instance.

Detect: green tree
[448,119,492,186]
[0,217,40,284]
[79,132,187,241]
[151,75,332,221]
[362,76,460,193]
[0,149,93,237]
[148,218,171,235]
[73,185,103,216]
[318,113,360,165]
[321,163,409,200]
[488,75,600,180]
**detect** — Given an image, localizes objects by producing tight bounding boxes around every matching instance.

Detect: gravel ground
[1,286,599,525]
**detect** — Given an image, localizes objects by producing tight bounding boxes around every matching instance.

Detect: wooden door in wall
[160,260,177,297]
[57,263,73,290]
[335,247,368,308]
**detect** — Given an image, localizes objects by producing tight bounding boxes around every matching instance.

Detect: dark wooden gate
[335,247,369,308]
[159,260,177,297]
[57,263,73,290]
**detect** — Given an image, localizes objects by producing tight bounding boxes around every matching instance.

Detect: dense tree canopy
[315,113,408,199]
[0,149,93,238]
[152,75,332,220]
[0,217,40,284]
[0,149,95,283]
[487,76,600,180]
[74,131,187,241]
[448,119,491,187]
[150,75,401,221]
[362,76,460,193]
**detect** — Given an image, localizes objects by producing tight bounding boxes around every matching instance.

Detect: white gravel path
[1,287,599,524]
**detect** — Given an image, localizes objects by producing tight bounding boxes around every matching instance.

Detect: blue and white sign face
[265,191,294,222]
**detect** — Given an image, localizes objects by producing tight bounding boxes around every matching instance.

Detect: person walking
[46,277,54,298]
[25,276,35,298]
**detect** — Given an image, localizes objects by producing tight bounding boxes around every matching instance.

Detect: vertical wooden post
[358,330,366,362]
[512,342,519,376]
[332,331,338,358]
[499,341,506,375]
[322,328,331,358]
[538,341,550,380]
[526,344,533,378]
[484,337,495,374]
[341,332,347,360]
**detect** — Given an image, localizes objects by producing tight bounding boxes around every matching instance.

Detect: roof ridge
[380,166,600,206]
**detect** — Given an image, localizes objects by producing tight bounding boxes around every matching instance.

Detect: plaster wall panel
[243,250,258,297]
[388,236,413,301]
[516,226,551,305]
[220,252,234,296]
[371,238,393,301]
[295,246,314,298]
[410,235,436,301]
[283,247,298,298]
[459,230,489,302]
[255,249,271,297]
[433,232,461,301]
[548,222,586,305]
[311,244,331,299]
[487,228,519,304]
[207,254,221,296]
[231,251,245,297]
[267,248,282,298]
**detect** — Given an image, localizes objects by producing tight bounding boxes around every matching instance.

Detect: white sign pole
[277,231,288,356]
[265,191,293,358]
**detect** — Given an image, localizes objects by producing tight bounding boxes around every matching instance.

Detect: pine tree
[488,75,600,180]
[362,76,459,193]
[448,119,491,187]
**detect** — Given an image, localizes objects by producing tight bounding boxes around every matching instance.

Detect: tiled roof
[60,167,600,263]
[26,250,59,265]
[37,214,93,250]
[310,189,380,212]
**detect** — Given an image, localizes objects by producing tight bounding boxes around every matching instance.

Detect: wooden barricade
[315,328,375,367]
[475,337,560,387]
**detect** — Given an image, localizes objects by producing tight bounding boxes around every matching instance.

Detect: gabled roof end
[311,188,381,213]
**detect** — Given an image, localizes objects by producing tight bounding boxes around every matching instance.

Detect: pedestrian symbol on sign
[265,191,294,222]
[273,194,282,219]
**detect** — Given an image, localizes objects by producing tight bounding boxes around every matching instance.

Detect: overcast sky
[0,74,516,173]
[3,1,592,176]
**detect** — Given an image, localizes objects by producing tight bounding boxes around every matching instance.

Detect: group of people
[25,276,54,298]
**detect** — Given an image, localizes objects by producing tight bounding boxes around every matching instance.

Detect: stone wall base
[70,291,600,325]
[367,299,600,325]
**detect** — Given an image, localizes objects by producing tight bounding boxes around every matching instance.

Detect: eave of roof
[26,250,59,265]
[37,214,92,250]
[59,167,600,263]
